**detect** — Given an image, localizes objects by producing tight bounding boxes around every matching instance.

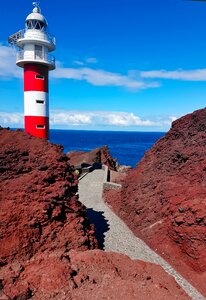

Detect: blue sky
[1,0,206,131]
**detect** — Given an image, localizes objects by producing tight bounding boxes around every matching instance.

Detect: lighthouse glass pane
[35,45,43,60]
[32,20,37,28]
[26,21,32,29]
[35,21,45,30]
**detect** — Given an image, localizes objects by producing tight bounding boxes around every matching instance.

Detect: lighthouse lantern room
[8,2,56,139]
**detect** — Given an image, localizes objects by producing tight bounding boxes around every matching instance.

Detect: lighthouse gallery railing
[8,29,56,47]
[16,50,55,68]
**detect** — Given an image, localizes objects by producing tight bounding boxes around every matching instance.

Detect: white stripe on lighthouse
[24,91,49,117]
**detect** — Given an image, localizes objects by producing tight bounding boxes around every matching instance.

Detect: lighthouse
[8,2,56,139]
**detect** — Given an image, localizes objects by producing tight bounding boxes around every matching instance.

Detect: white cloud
[73,57,98,66]
[141,69,206,81]
[50,110,162,127]
[0,112,23,125]
[169,116,178,123]
[0,44,22,79]
[73,60,85,66]
[2,42,206,85]
[0,110,178,129]
[90,111,155,126]
[52,66,159,90]
[146,115,179,127]
[50,111,92,126]
[85,57,98,64]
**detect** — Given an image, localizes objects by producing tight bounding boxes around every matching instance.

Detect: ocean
[50,130,165,167]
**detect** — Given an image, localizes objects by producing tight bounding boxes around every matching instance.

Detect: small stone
[175,216,185,225]
[178,207,185,213]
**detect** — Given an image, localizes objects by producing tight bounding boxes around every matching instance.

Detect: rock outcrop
[1,250,190,299]
[68,145,118,171]
[0,128,190,299]
[104,108,206,296]
[0,128,97,274]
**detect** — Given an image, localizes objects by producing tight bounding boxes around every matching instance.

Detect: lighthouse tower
[8,2,56,139]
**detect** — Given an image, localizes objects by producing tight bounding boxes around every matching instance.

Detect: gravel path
[78,169,205,300]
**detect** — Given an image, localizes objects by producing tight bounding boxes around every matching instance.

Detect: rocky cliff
[104,108,206,296]
[0,128,190,299]
[0,128,97,298]
[0,128,97,265]
[68,145,118,171]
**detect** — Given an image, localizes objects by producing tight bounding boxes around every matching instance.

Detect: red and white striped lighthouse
[8,2,55,139]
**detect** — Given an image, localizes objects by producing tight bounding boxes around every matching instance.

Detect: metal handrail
[16,29,56,46]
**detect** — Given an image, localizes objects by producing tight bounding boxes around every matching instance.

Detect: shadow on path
[86,208,110,249]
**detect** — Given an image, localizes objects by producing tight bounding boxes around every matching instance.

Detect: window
[26,21,32,29]
[35,74,44,80]
[36,100,44,104]
[36,125,45,129]
[26,20,45,31]
[35,45,43,60]
[35,21,41,30]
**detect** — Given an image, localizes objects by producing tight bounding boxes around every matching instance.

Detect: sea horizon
[11,127,166,133]
[49,129,166,167]
[9,128,165,167]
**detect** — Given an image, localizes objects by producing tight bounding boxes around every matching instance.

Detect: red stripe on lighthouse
[24,116,49,139]
[24,64,48,92]
[24,63,50,139]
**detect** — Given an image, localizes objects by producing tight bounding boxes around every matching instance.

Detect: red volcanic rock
[1,250,190,299]
[0,128,97,268]
[0,128,192,299]
[0,128,190,299]
[104,108,206,296]
[68,145,118,171]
